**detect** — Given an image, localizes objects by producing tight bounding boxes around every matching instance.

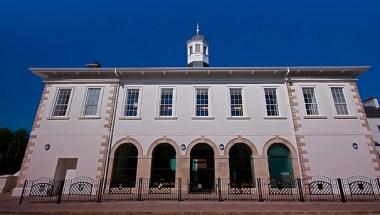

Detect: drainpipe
[102,68,120,192]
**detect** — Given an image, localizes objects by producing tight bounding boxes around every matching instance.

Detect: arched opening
[111,143,138,188]
[229,143,254,187]
[190,143,215,192]
[267,143,293,183]
[150,143,176,187]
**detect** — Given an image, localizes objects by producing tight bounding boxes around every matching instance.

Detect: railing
[19,176,380,204]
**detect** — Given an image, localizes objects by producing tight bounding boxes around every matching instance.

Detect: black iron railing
[19,176,380,204]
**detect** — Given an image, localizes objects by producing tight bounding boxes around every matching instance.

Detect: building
[12,26,380,196]
[363,97,380,155]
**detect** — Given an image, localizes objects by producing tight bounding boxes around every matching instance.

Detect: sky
[0,0,379,131]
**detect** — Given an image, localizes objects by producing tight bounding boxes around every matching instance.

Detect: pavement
[1,193,380,214]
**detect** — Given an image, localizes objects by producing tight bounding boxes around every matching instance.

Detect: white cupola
[186,23,209,67]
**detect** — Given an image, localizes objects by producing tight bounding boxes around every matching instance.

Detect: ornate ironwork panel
[109,187,132,194]
[30,183,54,197]
[347,176,374,195]
[308,180,333,195]
[69,182,93,195]
[268,180,293,195]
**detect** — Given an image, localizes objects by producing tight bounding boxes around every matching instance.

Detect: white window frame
[227,86,248,118]
[193,86,213,118]
[263,86,280,117]
[301,86,321,116]
[81,87,104,118]
[121,86,143,119]
[330,86,350,116]
[50,87,74,118]
[157,86,176,118]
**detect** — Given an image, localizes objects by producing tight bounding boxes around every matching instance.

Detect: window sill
[227,116,251,120]
[154,116,178,120]
[119,116,142,120]
[78,116,101,120]
[304,115,328,119]
[333,115,358,119]
[191,116,215,120]
[263,116,287,120]
[47,116,70,120]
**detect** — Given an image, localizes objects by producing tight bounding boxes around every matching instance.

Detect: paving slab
[1,193,380,214]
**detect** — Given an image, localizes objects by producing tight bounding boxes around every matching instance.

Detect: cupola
[186,23,209,67]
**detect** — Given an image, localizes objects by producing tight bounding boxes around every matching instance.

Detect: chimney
[86,61,101,68]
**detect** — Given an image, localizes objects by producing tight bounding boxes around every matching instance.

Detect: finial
[196,22,199,35]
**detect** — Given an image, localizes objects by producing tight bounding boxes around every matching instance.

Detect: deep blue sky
[0,0,379,131]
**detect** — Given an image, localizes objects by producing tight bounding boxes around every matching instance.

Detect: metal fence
[19,176,380,204]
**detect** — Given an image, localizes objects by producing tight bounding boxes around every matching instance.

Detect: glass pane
[159,88,173,116]
[331,87,349,115]
[52,89,72,116]
[229,88,243,116]
[124,89,140,116]
[196,88,209,116]
[302,88,319,115]
[84,88,101,116]
[264,88,279,116]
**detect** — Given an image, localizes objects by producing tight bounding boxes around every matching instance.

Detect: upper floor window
[195,44,201,53]
[195,88,209,116]
[203,46,207,54]
[124,88,141,117]
[83,88,102,116]
[378,125,380,134]
[52,88,72,117]
[159,88,174,116]
[302,87,319,115]
[331,87,349,115]
[264,88,279,116]
[189,46,193,54]
[229,88,244,117]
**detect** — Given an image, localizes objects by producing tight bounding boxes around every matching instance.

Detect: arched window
[190,143,214,192]
[267,143,293,182]
[111,144,138,188]
[150,143,176,186]
[229,143,254,186]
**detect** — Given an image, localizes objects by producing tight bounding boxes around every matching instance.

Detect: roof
[186,34,209,45]
[29,66,370,82]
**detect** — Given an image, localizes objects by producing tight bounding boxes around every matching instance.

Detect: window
[195,88,209,116]
[124,89,140,117]
[331,87,349,115]
[195,44,201,53]
[377,125,380,134]
[83,88,101,116]
[203,46,207,54]
[302,88,319,115]
[159,88,174,116]
[52,88,72,117]
[264,88,279,116]
[189,46,193,54]
[229,88,244,116]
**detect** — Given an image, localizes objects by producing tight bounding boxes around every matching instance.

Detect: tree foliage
[0,128,29,175]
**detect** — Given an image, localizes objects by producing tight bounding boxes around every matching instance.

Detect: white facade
[11,32,380,196]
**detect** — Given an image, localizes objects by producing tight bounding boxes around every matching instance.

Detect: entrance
[190,143,214,192]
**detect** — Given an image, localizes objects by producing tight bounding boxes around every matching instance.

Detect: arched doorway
[229,143,254,187]
[267,143,293,183]
[190,143,215,192]
[150,143,176,187]
[110,143,138,188]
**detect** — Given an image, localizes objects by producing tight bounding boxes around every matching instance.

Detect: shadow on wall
[0,172,18,193]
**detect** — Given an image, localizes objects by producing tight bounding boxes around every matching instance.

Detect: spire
[196,22,199,35]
